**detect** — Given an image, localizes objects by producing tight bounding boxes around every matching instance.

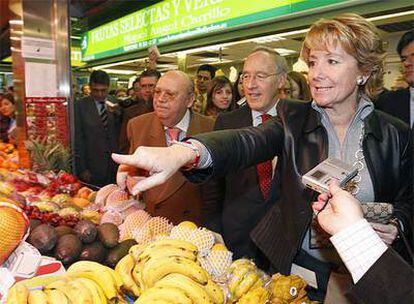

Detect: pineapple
[25,137,72,173]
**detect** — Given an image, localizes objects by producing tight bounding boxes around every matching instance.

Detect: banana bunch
[114,238,225,303]
[227,258,266,303]
[6,261,125,304]
[136,273,223,304]
[238,286,269,304]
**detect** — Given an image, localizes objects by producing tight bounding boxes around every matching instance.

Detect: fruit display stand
[0,145,317,303]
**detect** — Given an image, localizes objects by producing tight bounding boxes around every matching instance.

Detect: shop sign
[81,0,350,61]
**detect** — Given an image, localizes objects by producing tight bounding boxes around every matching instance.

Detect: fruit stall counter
[0,147,316,303]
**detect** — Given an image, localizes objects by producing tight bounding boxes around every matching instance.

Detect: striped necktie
[98,102,108,128]
[256,113,272,200]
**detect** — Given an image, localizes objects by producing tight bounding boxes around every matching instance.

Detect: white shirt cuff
[186,139,212,169]
[330,219,387,283]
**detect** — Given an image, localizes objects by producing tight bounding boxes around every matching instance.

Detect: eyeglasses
[241,72,279,83]
[153,88,178,101]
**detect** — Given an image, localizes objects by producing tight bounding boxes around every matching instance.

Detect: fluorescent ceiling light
[274,48,297,56]
[367,10,414,21]
[253,36,286,43]
[99,68,137,75]
[197,58,232,63]
[93,58,142,70]
[70,36,81,40]
[177,45,228,55]
[9,20,23,26]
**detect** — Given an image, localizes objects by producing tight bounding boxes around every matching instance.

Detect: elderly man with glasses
[202,46,289,267]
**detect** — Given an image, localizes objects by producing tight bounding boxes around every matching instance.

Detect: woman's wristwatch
[171,140,201,170]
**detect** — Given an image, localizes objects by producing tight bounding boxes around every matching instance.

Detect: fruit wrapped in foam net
[134,216,173,245]
[119,209,151,241]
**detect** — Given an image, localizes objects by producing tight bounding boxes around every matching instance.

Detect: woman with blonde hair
[112,14,412,303]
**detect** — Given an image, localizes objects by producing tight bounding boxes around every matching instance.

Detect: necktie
[166,127,181,145]
[98,102,108,128]
[256,114,272,200]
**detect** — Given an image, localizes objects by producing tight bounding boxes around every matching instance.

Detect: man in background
[119,69,161,153]
[74,70,121,186]
[193,64,216,114]
[376,30,413,128]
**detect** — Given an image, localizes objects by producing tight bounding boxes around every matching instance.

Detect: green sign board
[81,0,349,61]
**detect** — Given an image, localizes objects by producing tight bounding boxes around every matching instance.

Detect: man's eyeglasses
[241,72,278,83]
[153,89,177,101]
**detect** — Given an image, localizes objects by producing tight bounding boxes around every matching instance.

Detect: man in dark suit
[74,70,121,187]
[376,30,413,127]
[205,47,288,263]
[119,70,161,153]
[116,70,214,225]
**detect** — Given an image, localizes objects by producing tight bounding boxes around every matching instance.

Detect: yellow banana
[142,256,209,289]
[73,277,106,304]
[227,264,252,296]
[229,258,256,272]
[132,263,146,292]
[143,239,198,255]
[67,261,123,294]
[6,283,29,304]
[67,270,118,301]
[44,279,78,303]
[238,286,269,304]
[234,270,260,300]
[67,279,93,304]
[129,244,146,262]
[44,289,69,304]
[16,275,66,289]
[154,273,213,304]
[137,244,198,264]
[135,285,192,304]
[204,279,225,304]
[115,254,141,297]
[250,276,264,291]
[27,290,48,304]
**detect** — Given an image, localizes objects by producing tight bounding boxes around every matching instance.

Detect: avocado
[54,225,76,237]
[29,219,42,232]
[54,234,82,265]
[105,239,137,268]
[97,223,120,248]
[79,241,107,263]
[74,220,97,244]
[27,224,58,254]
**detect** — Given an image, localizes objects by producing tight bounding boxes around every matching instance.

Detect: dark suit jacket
[207,106,276,262]
[119,99,154,153]
[375,88,410,125]
[127,111,214,225]
[348,248,414,303]
[74,96,121,187]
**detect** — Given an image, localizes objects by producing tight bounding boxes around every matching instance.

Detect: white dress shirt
[330,219,387,283]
